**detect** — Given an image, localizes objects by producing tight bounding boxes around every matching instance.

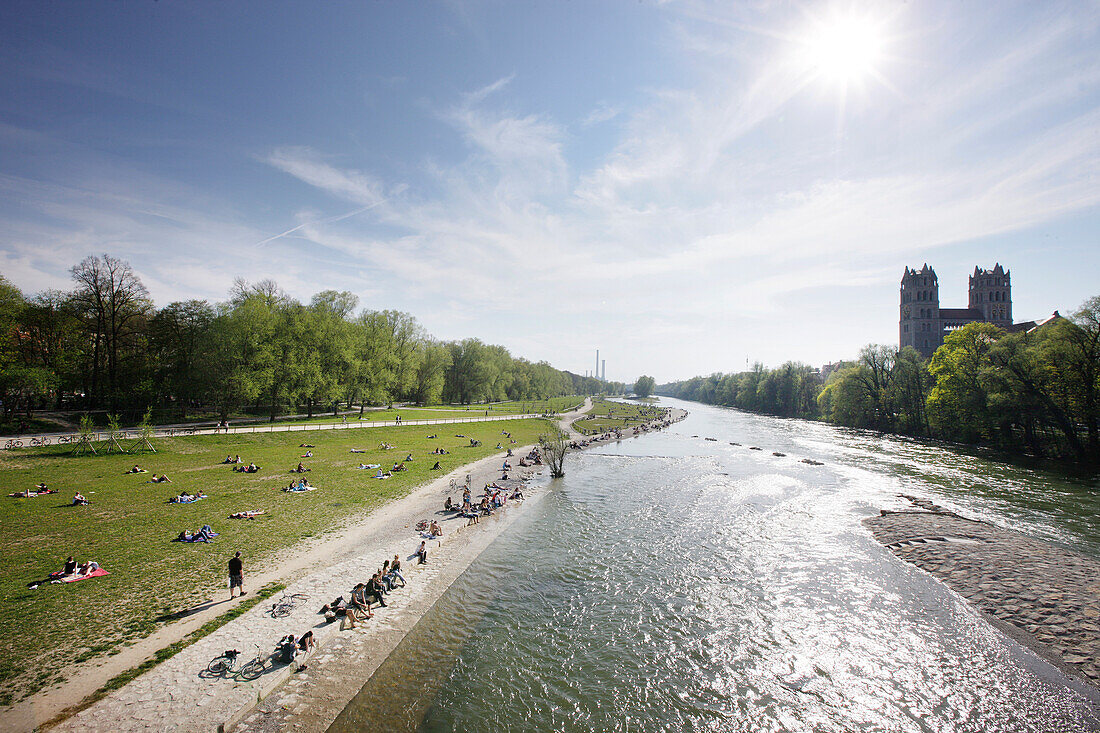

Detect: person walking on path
[228,551,245,599]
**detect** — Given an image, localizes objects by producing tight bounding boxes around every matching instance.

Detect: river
[330,398,1100,732]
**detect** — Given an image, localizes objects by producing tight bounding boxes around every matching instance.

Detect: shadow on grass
[156,597,233,623]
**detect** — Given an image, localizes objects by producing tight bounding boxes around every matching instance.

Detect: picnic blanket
[61,569,110,583]
[169,496,207,504]
[8,490,56,498]
[283,486,317,492]
[355,464,381,470]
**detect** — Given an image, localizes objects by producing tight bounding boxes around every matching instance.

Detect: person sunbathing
[229,510,265,519]
[374,468,391,479]
[72,493,89,505]
[247,462,258,473]
[76,560,101,577]
[149,474,171,483]
[62,556,78,577]
[127,465,146,473]
[299,444,315,448]
[295,462,309,473]
[300,451,313,458]
[429,520,443,537]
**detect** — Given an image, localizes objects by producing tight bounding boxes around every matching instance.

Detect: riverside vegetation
[0,417,553,706]
[0,256,623,431]
[660,295,1100,464]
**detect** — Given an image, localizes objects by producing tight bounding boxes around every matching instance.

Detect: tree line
[0,254,622,424]
[658,296,1100,464]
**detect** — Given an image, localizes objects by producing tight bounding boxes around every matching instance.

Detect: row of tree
[0,254,623,423]
[658,296,1100,463]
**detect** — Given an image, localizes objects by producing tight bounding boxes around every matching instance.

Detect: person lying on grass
[148,474,171,483]
[126,465,147,473]
[300,450,313,458]
[356,463,381,470]
[77,560,102,577]
[229,510,265,519]
[299,443,315,448]
[176,525,218,542]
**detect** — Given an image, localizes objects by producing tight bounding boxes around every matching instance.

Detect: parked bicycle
[201,644,269,681]
[267,592,309,618]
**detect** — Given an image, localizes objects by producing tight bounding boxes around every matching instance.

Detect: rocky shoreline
[865,497,1100,693]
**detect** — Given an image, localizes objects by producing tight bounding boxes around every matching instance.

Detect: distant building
[899,264,1061,358]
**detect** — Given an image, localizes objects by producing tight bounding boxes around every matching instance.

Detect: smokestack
[602,359,606,381]
[596,350,600,381]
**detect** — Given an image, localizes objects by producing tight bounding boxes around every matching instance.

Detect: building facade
[899,263,1017,358]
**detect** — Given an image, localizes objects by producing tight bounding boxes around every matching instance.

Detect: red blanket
[62,568,109,582]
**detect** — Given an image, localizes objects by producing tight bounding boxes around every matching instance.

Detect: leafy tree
[633,375,656,398]
[927,322,1005,444]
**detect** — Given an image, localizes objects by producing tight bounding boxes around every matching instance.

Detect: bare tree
[539,428,570,478]
[70,254,151,409]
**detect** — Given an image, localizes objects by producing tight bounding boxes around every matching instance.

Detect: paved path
[865,499,1100,691]
[0,412,547,449]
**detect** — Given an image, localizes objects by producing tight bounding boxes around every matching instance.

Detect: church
[899,264,1058,358]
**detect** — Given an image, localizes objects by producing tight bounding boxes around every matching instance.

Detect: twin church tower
[899,264,1013,358]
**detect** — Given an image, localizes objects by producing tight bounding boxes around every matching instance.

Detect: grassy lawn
[0,417,552,706]
[572,398,664,435]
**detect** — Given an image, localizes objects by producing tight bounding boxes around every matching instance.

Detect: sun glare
[798,11,887,88]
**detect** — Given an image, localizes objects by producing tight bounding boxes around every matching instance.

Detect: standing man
[229,551,245,599]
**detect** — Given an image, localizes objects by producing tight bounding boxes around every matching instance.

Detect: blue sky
[1,0,1098,382]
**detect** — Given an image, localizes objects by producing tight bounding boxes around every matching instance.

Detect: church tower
[899,264,941,358]
[968,264,1012,328]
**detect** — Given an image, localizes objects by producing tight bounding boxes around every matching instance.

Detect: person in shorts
[229,551,244,598]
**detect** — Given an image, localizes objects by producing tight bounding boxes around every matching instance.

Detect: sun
[797,10,888,88]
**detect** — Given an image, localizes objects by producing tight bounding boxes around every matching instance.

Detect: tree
[70,254,152,409]
[633,375,656,398]
[540,428,569,477]
[149,300,216,419]
[927,322,1005,444]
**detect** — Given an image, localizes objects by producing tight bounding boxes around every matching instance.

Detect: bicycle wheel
[270,602,291,618]
[205,657,230,676]
[238,658,266,681]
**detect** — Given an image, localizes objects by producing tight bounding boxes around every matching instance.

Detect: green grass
[269,396,585,426]
[572,398,665,435]
[0,417,552,706]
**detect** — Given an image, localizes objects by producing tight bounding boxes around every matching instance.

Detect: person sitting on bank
[72,493,89,505]
[416,540,428,565]
[431,461,442,470]
[444,496,454,511]
[429,520,443,537]
[389,555,407,586]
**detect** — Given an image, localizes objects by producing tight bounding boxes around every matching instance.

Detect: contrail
[253,200,385,248]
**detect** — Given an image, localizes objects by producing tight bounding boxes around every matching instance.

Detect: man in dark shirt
[228,551,244,599]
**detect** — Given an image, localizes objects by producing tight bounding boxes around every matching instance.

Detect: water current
[331,398,1100,732]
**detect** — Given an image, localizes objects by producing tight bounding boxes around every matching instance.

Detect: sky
[1,0,1098,383]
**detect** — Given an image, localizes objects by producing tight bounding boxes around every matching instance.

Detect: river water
[331,398,1100,732]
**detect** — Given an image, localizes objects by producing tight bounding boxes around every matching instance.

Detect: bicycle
[267,592,309,618]
[4,439,22,449]
[201,648,244,678]
[30,437,51,447]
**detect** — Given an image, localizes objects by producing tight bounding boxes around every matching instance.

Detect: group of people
[176,524,218,542]
[9,483,54,498]
[321,555,407,626]
[283,478,313,492]
[517,447,542,468]
[222,455,243,464]
[231,462,259,473]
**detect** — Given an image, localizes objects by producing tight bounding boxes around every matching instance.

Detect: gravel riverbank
[865,498,1100,695]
